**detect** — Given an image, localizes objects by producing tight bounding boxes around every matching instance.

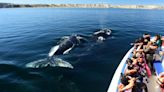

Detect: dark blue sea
[0,8,164,92]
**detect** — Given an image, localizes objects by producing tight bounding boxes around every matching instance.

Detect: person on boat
[136,55,149,78]
[162,37,164,46]
[134,37,144,47]
[125,61,145,83]
[132,53,149,78]
[154,36,164,61]
[143,41,158,71]
[143,33,150,45]
[134,33,151,48]
[118,74,148,92]
[157,72,164,92]
[152,34,162,47]
[118,76,136,92]
[133,33,151,53]
[133,37,147,54]
[133,33,151,52]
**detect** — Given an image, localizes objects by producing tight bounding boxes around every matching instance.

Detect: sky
[0,0,164,5]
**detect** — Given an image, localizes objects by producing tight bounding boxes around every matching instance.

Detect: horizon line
[0,2,164,6]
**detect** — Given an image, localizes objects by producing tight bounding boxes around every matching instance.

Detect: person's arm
[125,69,137,75]
[144,35,150,38]
[146,41,152,48]
[157,73,164,86]
[118,84,124,92]
[159,72,164,78]
[162,40,164,47]
[157,77,164,87]
[159,51,164,56]
[150,45,158,49]
[136,49,144,52]
[161,36,164,41]
[119,78,135,92]
[136,43,143,50]
[132,59,137,65]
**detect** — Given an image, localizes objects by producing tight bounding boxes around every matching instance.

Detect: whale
[26,35,84,69]
[93,28,112,41]
[25,29,111,69]
[48,35,84,57]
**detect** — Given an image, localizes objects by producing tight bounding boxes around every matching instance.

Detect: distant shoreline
[1,3,164,10]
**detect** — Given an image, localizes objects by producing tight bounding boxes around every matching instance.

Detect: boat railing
[107,47,134,92]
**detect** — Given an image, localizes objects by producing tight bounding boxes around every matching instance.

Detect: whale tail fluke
[26,57,73,69]
[52,58,74,69]
[26,58,50,68]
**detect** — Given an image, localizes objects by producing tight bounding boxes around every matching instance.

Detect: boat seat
[154,42,164,75]
[154,61,164,75]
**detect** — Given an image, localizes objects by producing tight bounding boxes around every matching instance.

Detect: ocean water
[0,8,164,92]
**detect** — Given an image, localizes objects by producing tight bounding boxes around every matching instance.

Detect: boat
[107,36,164,92]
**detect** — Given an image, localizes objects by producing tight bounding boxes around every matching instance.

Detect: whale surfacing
[25,29,112,69]
[48,35,81,56]
[93,28,112,41]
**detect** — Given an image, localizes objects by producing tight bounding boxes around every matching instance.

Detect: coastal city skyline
[0,0,164,5]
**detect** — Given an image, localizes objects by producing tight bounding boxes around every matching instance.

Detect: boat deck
[147,74,161,92]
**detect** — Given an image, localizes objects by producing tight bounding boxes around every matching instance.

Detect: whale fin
[63,45,74,54]
[52,58,74,69]
[48,45,60,57]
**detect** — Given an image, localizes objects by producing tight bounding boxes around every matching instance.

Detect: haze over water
[0,8,164,92]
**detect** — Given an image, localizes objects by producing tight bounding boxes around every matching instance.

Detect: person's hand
[129,78,136,82]
[118,84,124,92]
[160,51,164,56]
